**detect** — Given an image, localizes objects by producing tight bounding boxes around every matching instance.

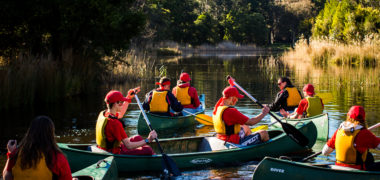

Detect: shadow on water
[1,54,380,178]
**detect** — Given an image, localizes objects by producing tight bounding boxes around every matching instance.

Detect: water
[1,54,380,179]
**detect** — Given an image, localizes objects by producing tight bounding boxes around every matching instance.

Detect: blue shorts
[240,133,262,146]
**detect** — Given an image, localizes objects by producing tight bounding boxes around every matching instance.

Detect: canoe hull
[72,156,118,180]
[252,157,380,180]
[270,113,329,141]
[59,121,317,173]
[137,94,206,136]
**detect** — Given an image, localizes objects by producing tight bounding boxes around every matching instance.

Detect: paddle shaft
[182,109,198,116]
[226,75,309,147]
[302,122,380,162]
[134,95,165,154]
[301,151,322,162]
[227,78,288,125]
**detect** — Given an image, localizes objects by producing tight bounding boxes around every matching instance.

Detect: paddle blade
[280,123,309,147]
[251,125,268,132]
[161,153,181,176]
[195,114,213,126]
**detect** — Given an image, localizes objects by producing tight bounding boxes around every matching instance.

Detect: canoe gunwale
[60,120,317,173]
[253,156,380,180]
[60,121,314,158]
[270,113,329,141]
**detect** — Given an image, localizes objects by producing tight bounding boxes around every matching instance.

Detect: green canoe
[270,113,329,141]
[252,157,380,180]
[59,120,317,173]
[137,94,206,136]
[72,156,118,180]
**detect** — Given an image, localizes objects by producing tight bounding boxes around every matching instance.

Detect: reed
[0,50,99,109]
[100,49,157,83]
[282,34,380,67]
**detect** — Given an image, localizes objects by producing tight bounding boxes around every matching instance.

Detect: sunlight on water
[1,55,380,179]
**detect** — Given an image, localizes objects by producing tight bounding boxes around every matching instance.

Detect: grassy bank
[282,35,380,66]
[101,50,157,83]
[0,51,100,109]
[0,48,158,109]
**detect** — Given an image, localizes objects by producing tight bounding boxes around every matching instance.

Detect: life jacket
[285,87,302,107]
[149,90,169,113]
[12,153,53,180]
[305,96,323,117]
[174,86,191,105]
[335,128,367,166]
[213,106,240,135]
[96,111,121,150]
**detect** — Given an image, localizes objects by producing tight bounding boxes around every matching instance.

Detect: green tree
[0,0,146,59]
[191,13,220,46]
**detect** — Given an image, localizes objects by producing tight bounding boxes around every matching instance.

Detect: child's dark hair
[279,77,293,87]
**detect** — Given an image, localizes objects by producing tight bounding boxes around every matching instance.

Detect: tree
[191,13,220,46]
[0,0,146,59]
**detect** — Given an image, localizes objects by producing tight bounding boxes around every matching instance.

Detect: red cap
[180,73,191,82]
[223,86,244,99]
[105,90,128,104]
[303,84,315,96]
[155,81,171,86]
[348,106,365,121]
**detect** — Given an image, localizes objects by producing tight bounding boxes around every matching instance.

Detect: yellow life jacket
[12,153,53,180]
[213,106,241,135]
[306,96,323,117]
[335,128,367,165]
[96,111,121,149]
[174,86,191,105]
[285,87,302,107]
[149,90,169,113]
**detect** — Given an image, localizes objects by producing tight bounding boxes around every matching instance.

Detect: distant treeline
[140,0,325,46]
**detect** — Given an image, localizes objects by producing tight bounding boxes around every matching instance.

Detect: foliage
[313,0,380,43]
[142,0,320,46]
[0,0,145,59]
[0,0,146,109]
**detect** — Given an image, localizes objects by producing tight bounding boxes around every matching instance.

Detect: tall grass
[282,34,380,66]
[101,49,157,83]
[0,49,99,109]
[0,47,160,109]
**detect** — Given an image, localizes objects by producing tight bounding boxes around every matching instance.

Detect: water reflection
[1,55,380,178]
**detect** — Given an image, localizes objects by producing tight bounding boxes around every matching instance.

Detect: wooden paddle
[134,94,181,177]
[301,122,380,162]
[182,109,213,125]
[226,75,310,147]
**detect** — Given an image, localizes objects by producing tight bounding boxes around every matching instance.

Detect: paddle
[226,75,310,147]
[300,122,380,162]
[134,94,181,177]
[182,109,213,125]
[251,121,278,132]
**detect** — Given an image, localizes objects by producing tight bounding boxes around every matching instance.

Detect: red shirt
[102,112,128,154]
[296,98,324,115]
[327,128,380,169]
[6,151,72,180]
[216,108,249,144]
[172,83,200,108]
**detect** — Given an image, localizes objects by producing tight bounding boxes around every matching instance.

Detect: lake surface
[1,54,380,179]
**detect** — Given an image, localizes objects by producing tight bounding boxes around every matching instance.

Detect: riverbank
[150,41,290,57]
[0,49,154,110]
[282,35,380,66]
